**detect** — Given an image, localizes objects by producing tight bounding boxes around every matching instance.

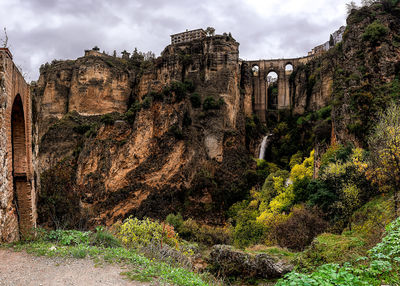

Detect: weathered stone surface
[209,245,293,279]
[34,36,253,227]
[0,48,35,242]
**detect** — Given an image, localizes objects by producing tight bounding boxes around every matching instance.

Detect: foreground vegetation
[277,216,400,285]
[6,224,216,286]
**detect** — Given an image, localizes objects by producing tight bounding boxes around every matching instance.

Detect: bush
[46,229,90,246]
[73,124,92,134]
[124,101,142,124]
[271,206,328,251]
[117,217,180,249]
[179,219,232,246]
[149,90,164,101]
[190,93,202,108]
[141,96,152,109]
[168,124,183,139]
[362,20,388,45]
[203,96,224,111]
[90,226,121,248]
[166,213,184,232]
[170,81,187,101]
[184,80,195,93]
[278,217,400,285]
[100,113,114,125]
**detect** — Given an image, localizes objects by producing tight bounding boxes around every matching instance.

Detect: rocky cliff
[33,35,253,228]
[290,1,400,146]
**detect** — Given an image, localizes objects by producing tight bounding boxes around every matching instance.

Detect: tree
[368,103,400,216]
[1,27,8,48]
[346,1,358,15]
[329,34,334,47]
[205,27,215,36]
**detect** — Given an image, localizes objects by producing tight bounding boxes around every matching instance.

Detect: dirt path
[0,249,149,286]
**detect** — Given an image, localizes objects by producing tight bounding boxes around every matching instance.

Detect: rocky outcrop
[34,36,253,228]
[209,245,293,279]
[37,55,131,120]
[290,2,400,146]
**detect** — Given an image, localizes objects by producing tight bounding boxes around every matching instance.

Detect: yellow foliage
[289,150,314,181]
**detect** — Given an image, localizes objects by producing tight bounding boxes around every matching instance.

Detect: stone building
[0,48,35,242]
[170,29,206,45]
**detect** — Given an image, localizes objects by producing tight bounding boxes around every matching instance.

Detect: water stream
[258,135,270,160]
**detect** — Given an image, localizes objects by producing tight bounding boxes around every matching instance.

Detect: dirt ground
[0,248,149,286]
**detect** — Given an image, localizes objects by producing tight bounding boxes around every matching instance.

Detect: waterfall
[258,135,269,160]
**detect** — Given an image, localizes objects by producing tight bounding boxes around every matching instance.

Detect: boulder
[209,244,293,279]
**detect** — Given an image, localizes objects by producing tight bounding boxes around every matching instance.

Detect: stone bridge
[246,56,313,121]
[0,48,35,242]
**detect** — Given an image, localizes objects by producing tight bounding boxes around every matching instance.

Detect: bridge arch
[10,93,34,237]
[246,56,313,122]
[0,48,35,241]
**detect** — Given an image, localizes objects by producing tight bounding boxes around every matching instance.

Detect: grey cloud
[1,0,356,81]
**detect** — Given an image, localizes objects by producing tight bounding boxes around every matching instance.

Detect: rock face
[290,2,400,146]
[34,36,253,228]
[37,54,131,119]
[209,245,293,279]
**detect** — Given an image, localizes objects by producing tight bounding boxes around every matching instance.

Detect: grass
[245,245,296,262]
[5,229,217,286]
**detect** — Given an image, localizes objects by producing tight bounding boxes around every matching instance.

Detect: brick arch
[0,48,35,242]
[11,94,33,237]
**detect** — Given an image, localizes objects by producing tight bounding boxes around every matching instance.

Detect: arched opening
[285,63,293,74]
[11,94,31,236]
[266,71,278,109]
[252,65,260,77]
[12,95,27,176]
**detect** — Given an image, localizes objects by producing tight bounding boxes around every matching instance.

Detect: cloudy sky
[0,0,361,81]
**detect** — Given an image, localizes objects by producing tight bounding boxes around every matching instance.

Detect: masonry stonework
[0,48,35,242]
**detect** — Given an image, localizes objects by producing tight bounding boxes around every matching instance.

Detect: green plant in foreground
[10,227,213,286]
[276,217,400,285]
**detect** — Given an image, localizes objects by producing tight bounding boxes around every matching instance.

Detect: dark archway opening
[267,71,278,110]
[11,94,31,236]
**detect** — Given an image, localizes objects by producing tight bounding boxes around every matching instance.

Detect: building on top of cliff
[84,46,103,57]
[308,25,346,56]
[171,29,206,45]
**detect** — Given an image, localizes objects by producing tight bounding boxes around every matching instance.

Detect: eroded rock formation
[34,36,253,228]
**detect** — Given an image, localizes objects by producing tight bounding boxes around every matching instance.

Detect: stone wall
[0,48,35,242]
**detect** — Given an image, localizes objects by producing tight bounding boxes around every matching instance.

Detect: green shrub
[184,80,195,92]
[168,124,183,139]
[178,219,232,246]
[117,217,180,249]
[46,229,90,246]
[166,213,184,232]
[362,20,388,45]
[190,93,202,108]
[203,96,224,111]
[100,113,114,125]
[90,226,121,248]
[141,96,152,109]
[278,217,400,285]
[170,81,187,101]
[73,124,92,134]
[149,91,164,101]
[124,101,141,124]
[270,206,328,251]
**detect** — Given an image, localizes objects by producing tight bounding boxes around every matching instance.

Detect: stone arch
[266,71,279,109]
[285,63,294,73]
[11,94,32,236]
[251,64,260,77]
